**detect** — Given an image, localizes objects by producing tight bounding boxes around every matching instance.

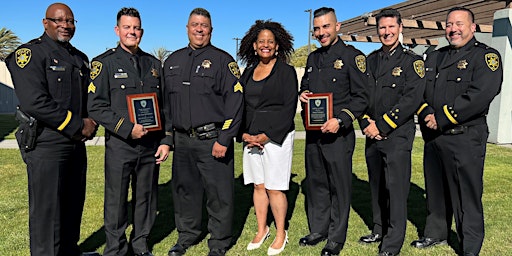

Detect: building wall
[0,61,17,113]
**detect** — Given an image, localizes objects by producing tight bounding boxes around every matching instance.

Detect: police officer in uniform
[163,7,243,256]
[87,7,171,256]
[357,9,425,256]
[298,7,368,256]
[414,7,502,256]
[5,3,97,255]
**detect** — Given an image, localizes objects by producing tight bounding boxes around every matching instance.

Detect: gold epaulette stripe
[342,109,355,121]
[222,119,233,130]
[383,113,398,129]
[443,105,459,124]
[362,114,370,119]
[57,111,72,131]
[114,118,124,133]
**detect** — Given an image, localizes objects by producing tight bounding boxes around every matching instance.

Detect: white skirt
[243,130,295,190]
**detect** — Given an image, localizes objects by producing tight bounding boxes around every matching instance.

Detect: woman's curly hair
[238,20,294,66]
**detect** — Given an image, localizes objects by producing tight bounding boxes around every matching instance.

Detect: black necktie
[131,55,141,78]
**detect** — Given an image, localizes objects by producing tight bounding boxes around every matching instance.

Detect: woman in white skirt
[238,20,298,255]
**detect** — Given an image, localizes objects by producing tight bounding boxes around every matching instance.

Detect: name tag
[114,72,128,79]
[50,65,66,71]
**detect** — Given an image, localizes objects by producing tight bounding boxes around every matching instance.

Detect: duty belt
[176,123,220,140]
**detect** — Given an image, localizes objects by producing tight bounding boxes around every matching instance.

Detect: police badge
[457,60,468,70]
[392,67,403,77]
[333,59,343,70]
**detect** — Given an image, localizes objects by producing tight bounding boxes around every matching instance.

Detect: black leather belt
[444,125,468,135]
[175,123,220,140]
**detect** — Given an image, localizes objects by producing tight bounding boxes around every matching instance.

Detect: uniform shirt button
[457,77,461,82]
[57,78,62,82]
[121,85,126,89]
[392,84,396,87]
[332,78,336,82]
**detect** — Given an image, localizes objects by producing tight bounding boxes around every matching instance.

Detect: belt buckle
[189,128,197,137]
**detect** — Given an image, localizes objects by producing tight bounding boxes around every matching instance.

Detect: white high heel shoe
[247,226,270,250]
[267,231,288,255]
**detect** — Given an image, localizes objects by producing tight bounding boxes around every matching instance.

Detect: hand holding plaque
[126,92,162,131]
[305,93,333,130]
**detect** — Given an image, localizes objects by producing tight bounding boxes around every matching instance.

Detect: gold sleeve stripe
[443,105,459,124]
[362,114,370,119]
[57,111,72,131]
[222,119,233,130]
[416,103,428,115]
[114,118,124,133]
[342,109,355,121]
[383,113,398,129]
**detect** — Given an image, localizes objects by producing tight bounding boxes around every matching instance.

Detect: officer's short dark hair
[117,7,141,25]
[313,7,335,18]
[375,8,402,27]
[190,8,211,20]
[447,6,475,23]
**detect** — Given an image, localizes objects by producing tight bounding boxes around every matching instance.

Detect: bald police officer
[6,3,96,255]
[415,7,502,256]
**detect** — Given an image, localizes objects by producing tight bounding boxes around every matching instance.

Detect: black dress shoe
[378,251,398,256]
[320,240,343,255]
[299,233,326,246]
[82,253,101,256]
[208,248,226,256]
[359,233,382,244]
[410,237,447,248]
[135,253,153,256]
[168,244,187,256]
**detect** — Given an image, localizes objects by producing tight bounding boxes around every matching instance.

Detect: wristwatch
[336,118,343,126]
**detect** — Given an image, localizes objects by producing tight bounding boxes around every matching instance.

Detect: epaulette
[368,49,380,57]
[404,48,421,57]
[19,37,43,48]
[474,41,492,50]
[94,48,116,60]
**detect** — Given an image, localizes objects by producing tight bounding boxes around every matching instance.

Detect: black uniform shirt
[87,45,171,145]
[300,37,368,128]
[6,33,89,140]
[362,44,425,136]
[163,44,243,147]
[417,38,503,131]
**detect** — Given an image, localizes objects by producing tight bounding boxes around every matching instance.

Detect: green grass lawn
[1,138,511,255]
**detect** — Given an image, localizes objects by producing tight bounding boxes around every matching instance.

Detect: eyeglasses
[45,17,77,25]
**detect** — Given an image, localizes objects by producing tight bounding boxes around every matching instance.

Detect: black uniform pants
[24,129,86,256]
[304,129,355,245]
[172,131,234,250]
[365,125,414,254]
[422,138,453,241]
[429,124,488,255]
[103,135,160,256]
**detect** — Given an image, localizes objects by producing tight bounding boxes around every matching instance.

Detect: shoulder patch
[413,60,425,78]
[90,61,103,80]
[355,55,366,73]
[228,61,241,79]
[485,53,499,72]
[15,48,32,68]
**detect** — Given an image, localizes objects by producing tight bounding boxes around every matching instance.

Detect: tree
[289,44,317,68]
[0,28,21,61]
[151,47,172,65]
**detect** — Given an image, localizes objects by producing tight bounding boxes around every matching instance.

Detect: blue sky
[2,0,403,63]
